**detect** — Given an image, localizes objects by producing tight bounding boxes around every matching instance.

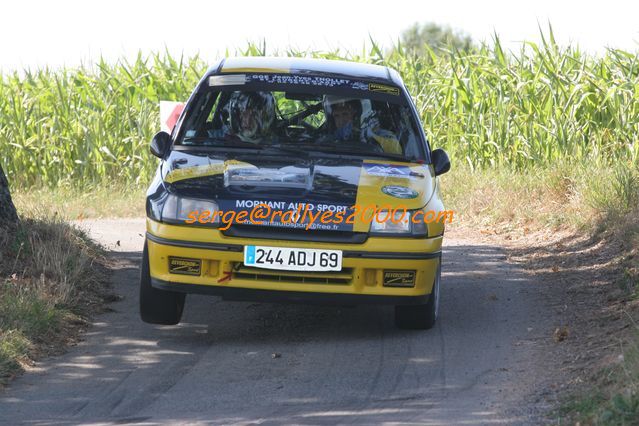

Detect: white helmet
[229,91,275,142]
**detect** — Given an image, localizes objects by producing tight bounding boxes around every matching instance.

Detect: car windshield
[177,74,425,161]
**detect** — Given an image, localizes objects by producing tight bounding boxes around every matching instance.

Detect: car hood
[162,150,435,231]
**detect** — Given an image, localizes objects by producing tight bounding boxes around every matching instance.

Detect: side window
[182,91,221,141]
[303,107,325,128]
[205,92,228,131]
[362,102,404,155]
[400,106,423,159]
[274,92,326,129]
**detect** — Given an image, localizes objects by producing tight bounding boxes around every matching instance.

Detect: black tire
[394,261,441,330]
[139,241,185,325]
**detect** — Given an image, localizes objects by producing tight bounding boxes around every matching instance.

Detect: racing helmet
[229,91,275,142]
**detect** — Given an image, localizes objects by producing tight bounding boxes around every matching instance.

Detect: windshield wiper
[181,139,311,158]
[180,139,417,163]
[363,151,418,163]
[181,137,259,148]
[258,144,310,157]
[306,146,417,163]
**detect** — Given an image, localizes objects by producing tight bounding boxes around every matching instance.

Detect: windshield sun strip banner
[208,73,402,98]
[220,67,290,74]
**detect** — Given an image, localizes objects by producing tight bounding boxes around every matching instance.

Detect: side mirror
[150,131,171,158]
[431,148,451,176]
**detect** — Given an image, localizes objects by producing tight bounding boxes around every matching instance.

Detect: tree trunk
[0,163,18,227]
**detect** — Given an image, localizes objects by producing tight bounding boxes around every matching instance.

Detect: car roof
[208,57,401,84]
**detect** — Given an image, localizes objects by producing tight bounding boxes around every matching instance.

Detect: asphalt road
[0,219,555,425]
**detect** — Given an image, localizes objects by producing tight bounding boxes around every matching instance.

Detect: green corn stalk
[0,29,638,188]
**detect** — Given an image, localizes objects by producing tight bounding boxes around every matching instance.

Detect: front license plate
[244,245,342,272]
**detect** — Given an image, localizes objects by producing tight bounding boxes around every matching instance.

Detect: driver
[228,91,276,143]
[323,96,360,142]
[323,95,402,154]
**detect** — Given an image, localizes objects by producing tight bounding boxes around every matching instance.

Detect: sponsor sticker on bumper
[169,257,201,276]
[383,270,416,287]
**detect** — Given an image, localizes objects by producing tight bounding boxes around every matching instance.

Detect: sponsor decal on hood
[225,167,312,189]
[381,185,419,199]
[363,163,425,179]
[163,152,435,232]
[217,199,354,231]
[164,160,256,184]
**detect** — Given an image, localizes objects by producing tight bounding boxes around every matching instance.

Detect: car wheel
[394,261,441,330]
[139,240,186,325]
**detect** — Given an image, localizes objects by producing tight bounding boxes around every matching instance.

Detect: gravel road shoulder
[0,219,567,425]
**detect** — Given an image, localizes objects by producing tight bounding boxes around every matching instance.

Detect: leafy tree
[399,22,474,56]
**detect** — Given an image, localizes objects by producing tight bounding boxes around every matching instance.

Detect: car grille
[222,224,368,244]
[232,263,353,285]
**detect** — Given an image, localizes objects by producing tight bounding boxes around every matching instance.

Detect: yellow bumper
[147,219,442,302]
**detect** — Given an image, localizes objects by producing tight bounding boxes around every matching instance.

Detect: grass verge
[0,213,112,385]
[440,161,639,424]
[12,183,147,220]
[441,159,639,232]
[558,327,639,424]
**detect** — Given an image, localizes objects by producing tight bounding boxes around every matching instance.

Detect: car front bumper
[146,218,442,305]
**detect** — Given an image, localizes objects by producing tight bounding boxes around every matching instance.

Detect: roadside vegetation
[12,184,146,220]
[0,24,638,421]
[1,30,637,186]
[0,213,111,384]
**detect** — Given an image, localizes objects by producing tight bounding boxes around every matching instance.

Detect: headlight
[161,194,219,225]
[369,209,427,237]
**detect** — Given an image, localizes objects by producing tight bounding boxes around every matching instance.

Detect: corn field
[1,34,638,188]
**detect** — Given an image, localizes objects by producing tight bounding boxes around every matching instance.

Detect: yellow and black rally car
[141,57,451,329]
